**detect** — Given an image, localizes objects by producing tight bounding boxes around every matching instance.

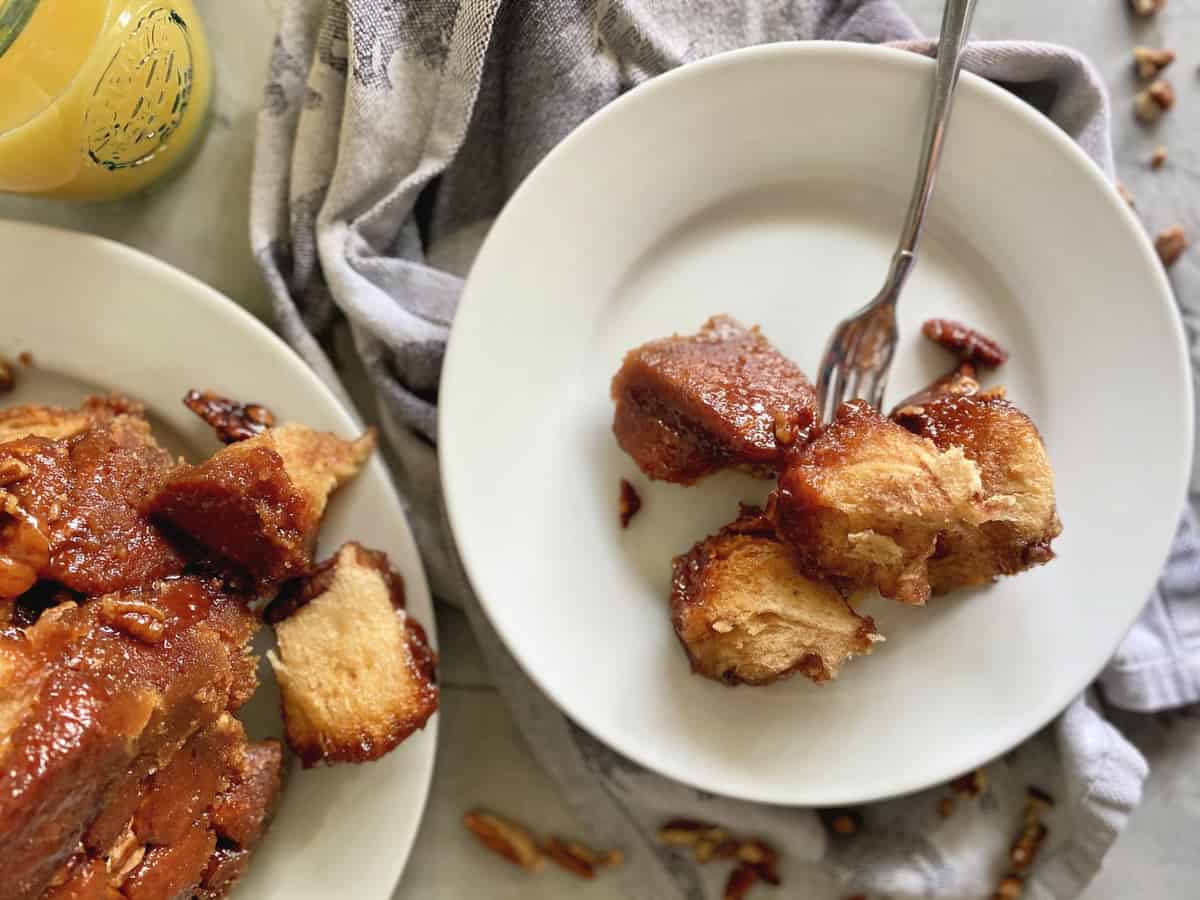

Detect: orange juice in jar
[0,0,212,200]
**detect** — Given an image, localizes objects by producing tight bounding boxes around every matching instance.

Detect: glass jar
[0,0,212,200]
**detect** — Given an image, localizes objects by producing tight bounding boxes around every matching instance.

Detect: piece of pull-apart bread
[612,316,818,484]
[671,508,881,686]
[770,400,986,605]
[146,404,375,584]
[263,542,438,766]
[893,385,1061,594]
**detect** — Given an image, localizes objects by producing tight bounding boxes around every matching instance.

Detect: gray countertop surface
[2,2,1197,898]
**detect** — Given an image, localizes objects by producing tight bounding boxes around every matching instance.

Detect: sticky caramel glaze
[611,316,818,484]
[890,361,980,414]
[145,445,312,585]
[0,580,258,900]
[0,421,189,599]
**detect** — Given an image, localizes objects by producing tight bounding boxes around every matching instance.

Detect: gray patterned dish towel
[250,2,1200,898]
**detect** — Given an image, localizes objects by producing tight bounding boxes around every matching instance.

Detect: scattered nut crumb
[0,358,14,394]
[1155,225,1188,266]
[1135,80,1175,123]
[1134,46,1176,79]
[618,478,641,529]
[1151,145,1168,169]
[950,769,988,798]
[1130,0,1167,14]
[602,848,624,866]
[937,796,956,818]
[463,811,545,872]
[17,351,32,367]
[544,837,595,879]
[723,863,760,900]
[1117,181,1136,208]
[773,411,796,446]
[825,810,862,836]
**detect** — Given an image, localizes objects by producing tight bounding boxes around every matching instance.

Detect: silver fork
[814,0,979,422]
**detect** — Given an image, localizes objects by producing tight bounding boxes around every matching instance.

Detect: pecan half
[1156,226,1188,267]
[463,811,545,872]
[921,319,1009,368]
[1134,46,1176,79]
[184,390,276,444]
[619,478,642,529]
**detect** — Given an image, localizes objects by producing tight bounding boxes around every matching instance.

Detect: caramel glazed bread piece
[671,507,881,686]
[0,581,282,900]
[145,418,376,586]
[612,315,818,484]
[891,373,1061,594]
[264,542,438,766]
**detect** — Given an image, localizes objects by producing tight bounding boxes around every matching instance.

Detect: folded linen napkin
[250,2,1200,897]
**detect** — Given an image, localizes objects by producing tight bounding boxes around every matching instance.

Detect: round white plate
[0,221,437,897]
[440,43,1193,806]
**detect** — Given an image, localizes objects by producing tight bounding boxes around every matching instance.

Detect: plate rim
[0,217,439,895]
[440,41,1194,805]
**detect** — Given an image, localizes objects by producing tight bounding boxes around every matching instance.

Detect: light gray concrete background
[2,2,1197,898]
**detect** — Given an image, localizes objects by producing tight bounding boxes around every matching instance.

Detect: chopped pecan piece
[463,811,545,872]
[1135,80,1175,123]
[1130,0,1167,14]
[544,837,595,879]
[1151,146,1168,170]
[0,458,31,486]
[1134,46,1175,79]
[921,319,1009,368]
[0,358,14,393]
[823,809,862,836]
[98,595,168,643]
[184,390,276,444]
[1156,226,1188,267]
[724,863,760,900]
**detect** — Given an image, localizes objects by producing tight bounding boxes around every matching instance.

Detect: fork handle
[891,0,978,279]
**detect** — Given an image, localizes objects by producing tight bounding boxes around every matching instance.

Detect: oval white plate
[440,43,1193,806]
[0,220,437,898]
